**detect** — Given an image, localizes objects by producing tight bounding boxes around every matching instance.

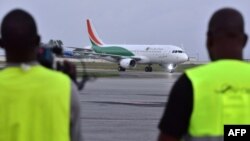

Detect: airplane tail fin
[87,19,105,47]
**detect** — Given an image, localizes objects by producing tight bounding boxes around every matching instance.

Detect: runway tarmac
[118,71,182,78]
[80,73,181,141]
[85,68,182,78]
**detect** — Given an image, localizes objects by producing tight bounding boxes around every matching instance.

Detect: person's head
[0,9,40,63]
[207,8,248,61]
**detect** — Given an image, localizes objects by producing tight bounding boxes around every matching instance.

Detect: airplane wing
[66,46,92,52]
[83,52,142,61]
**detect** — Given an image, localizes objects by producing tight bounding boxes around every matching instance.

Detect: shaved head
[1,9,38,48]
[208,8,244,37]
[206,8,247,61]
[0,9,40,63]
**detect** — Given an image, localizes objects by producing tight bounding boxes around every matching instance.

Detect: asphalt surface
[80,73,181,141]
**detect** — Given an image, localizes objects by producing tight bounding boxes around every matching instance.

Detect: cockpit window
[172,50,183,53]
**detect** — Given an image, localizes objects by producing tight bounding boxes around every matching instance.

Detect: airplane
[86,19,189,72]
[41,41,92,58]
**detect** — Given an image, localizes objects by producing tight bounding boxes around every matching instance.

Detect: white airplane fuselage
[97,44,188,64]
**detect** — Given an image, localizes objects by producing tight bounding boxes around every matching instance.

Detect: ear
[242,33,248,48]
[206,31,213,50]
[37,35,40,44]
[206,31,216,61]
[33,35,40,48]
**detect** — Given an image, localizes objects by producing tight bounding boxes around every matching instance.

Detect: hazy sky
[1,0,250,60]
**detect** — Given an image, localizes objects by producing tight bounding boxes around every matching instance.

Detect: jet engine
[119,58,136,68]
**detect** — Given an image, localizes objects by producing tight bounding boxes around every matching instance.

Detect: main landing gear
[145,65,152,72]
[118,66,126,72]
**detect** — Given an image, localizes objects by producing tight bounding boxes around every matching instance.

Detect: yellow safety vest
[0,65,71,141]
[185,59,250,140]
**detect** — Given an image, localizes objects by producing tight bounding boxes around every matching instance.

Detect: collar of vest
[5,61,39,67]
[3,61,39,71]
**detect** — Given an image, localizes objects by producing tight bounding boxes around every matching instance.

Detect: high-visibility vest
[0,65,71,141]
[185,59,250,140]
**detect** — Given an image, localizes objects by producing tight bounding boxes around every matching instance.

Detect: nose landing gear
[166,64,176,73]
[145,65,152,72]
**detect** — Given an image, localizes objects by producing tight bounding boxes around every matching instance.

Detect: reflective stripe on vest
[0,65,71,141]
[186,59,250,137]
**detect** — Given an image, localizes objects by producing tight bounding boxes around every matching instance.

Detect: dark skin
[158,8,248,141]
[206,8,248,61]
[207,31,247,61]
[0,9,40,63]
[0,37,40,63]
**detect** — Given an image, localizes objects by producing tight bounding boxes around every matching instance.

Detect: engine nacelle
[120,58,136,68]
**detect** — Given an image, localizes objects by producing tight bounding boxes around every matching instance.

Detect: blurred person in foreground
[157,8,248,141]
[0,9,82,141]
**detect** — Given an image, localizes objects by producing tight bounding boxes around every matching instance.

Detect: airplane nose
[180,54,189,62]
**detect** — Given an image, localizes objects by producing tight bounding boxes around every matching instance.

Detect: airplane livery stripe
[92,45,134,56]
[87,20,103,46]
